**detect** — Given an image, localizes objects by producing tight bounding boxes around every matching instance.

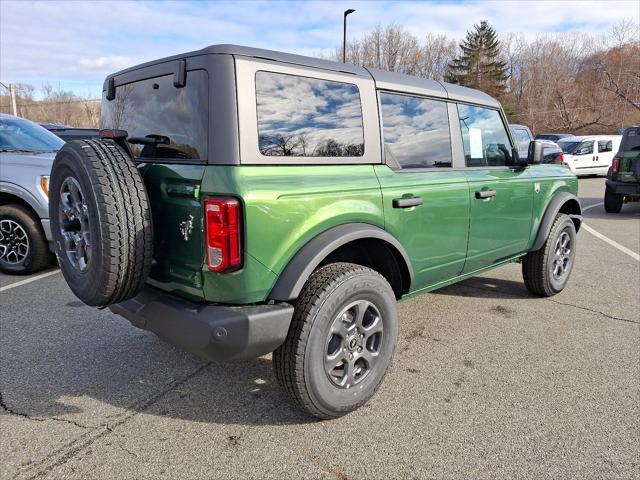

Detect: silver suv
[0,113,63,273]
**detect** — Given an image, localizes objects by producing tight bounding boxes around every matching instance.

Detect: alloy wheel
[58,177,91,272]
[0,219,29,264]
[324,299,384,389]
[552,230,572,280]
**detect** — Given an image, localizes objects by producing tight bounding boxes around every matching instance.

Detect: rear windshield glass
[101,70,208,161]
[255,71,364,157]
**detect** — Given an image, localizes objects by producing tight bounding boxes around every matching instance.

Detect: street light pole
[0,81,17,116]
[343,8,355,63]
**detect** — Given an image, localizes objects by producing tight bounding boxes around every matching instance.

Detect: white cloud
[78,56,133,70]
[0,0,638,98]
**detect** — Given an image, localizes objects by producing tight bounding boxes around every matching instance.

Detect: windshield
[558,141,581,154]
[0,116,65,153]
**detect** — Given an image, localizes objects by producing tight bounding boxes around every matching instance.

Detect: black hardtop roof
[104,43,499,108]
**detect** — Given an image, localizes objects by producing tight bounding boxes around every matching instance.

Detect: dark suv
[50,45,582,419]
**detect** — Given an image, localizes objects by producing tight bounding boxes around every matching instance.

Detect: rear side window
[101,70,208,161]
[255,71,364,157]
[598,140,612,153]
[458,105,513,167]
[380,92,452,169]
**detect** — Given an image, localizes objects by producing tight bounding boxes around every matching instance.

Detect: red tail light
[204,197,242,272]
[99,129,128,139]
[559,152,565,164]
[612,157,620,173]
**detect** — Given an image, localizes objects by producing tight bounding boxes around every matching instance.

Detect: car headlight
[41,175,50,197]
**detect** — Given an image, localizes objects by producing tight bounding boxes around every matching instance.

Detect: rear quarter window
[255,71,364,157]
[101,70,208,161]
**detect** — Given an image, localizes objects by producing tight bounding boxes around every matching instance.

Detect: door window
[513,128,531,147]
[597,140,612,153]
[379,92,452,168]
[101,70,209,161]
[575,141,594,155]
[255,71,364,157]
[457,105,514,167]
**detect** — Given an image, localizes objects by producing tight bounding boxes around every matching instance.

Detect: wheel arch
[530,192,582,252]
[268,223,414,302]
[0,184,46,219]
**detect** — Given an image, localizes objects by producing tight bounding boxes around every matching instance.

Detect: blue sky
[1,0,638,98]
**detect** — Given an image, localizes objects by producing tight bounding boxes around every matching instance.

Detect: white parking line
[582,202,604,212]
[581,224,640,261]
[0,269,60,292]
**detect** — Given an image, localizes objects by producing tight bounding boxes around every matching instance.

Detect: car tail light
[99,129,128,139]
[204,197,242,272]
[559,152,565,164]
[612,157,620,173]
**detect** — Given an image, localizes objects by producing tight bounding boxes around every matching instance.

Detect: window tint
[598,140,612,153]
[380,92,451,169]
[458,105,513,167]
[256,71,364,157]
[101,70,208,160]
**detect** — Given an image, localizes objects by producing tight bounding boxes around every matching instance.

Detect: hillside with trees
[334,19,639,135]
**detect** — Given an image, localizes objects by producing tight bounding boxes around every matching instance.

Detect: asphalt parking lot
[1,176,638,480]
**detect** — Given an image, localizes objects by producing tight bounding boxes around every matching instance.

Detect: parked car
[0,113,63,273]
[510,124,534,160]
[50,44,582,419]
[535,133,573,142]
[538,140,564,165]
[557,135,622,176]
[604,125,640,213]
[40,123,99,141]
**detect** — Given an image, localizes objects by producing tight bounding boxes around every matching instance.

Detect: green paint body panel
[138,161,577,305]
[611,151,639,183]
[374,165,469,287]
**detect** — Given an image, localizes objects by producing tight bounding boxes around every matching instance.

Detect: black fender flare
[268,223,414,302]
[530,192,582,251]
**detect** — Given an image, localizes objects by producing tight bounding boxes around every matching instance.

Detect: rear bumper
[109,286,294,361]
[606,179,640,196]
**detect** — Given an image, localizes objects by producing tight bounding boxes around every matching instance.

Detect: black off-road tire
[604,185,623,213]
[49,139,153,306]
[0,204,53,274]
[273,262,398,420]
[522,213,576,297]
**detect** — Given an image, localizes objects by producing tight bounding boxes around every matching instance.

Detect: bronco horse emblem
[179,215,194,241]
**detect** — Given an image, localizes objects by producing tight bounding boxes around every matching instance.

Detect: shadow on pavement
[1,297,315,426]
[433,275,532,300]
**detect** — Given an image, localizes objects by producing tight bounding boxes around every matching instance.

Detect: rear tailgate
[140,163,206,300]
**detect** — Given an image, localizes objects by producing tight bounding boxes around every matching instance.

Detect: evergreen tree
[446,21,508,98]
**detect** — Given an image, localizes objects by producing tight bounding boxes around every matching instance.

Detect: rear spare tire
[49,139,153,306]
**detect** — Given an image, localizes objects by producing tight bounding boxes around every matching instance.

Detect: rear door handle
[392,197,423,208]
[475,190,496,199]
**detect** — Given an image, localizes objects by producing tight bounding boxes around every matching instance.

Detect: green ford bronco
[604,125,640,213]
[50,45,582,419]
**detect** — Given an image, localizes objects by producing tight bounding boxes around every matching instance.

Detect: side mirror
[528,140,545,164]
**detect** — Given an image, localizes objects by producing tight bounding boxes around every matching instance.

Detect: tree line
[334,19,639,135]
[2,19,637,135]
[0,83,100,128]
